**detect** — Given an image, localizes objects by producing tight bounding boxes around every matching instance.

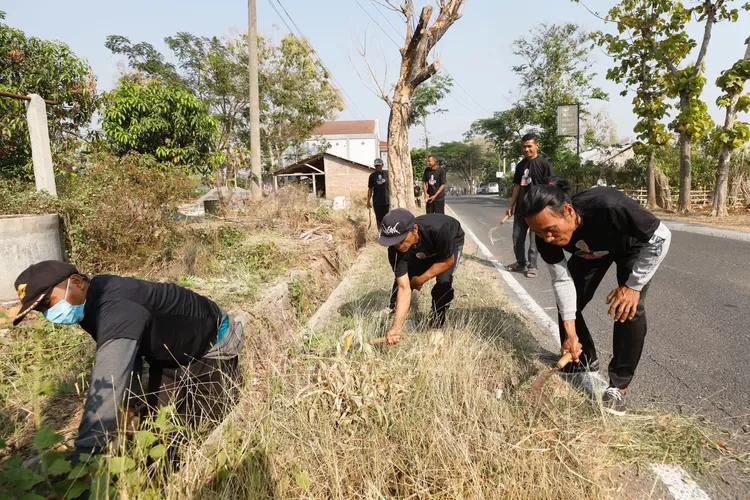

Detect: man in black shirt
[525,178,672,415]
[422,155,447,214]
[379,209,464,343]
[367,158,390,228]
[505,133,553,278]
[12,261,244,456]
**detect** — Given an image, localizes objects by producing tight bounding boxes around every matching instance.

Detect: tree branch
[351,29,393,106]
[692,0,717,76]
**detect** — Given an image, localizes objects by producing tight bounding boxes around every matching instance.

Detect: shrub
[0,152,195,273]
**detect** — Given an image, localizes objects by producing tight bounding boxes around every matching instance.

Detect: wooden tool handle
[500,214,510,225]
[556,343,583,369]
[368,336,389,345]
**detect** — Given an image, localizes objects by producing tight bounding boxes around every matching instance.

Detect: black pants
[373,204,389,228]
[512,213,538,269]
[389,245,463,322]
[426,198,445,214]
[558,255,650,389]
[145,356,240,423]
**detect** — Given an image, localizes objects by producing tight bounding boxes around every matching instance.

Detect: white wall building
[301,120,384,168]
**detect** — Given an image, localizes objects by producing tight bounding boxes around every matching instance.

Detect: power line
[441,67,492,115]
[368,0,404,40]
[268,0,368,120]
[355,0,402,48]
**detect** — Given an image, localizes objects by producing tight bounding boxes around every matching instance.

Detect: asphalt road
[448,195,750,429]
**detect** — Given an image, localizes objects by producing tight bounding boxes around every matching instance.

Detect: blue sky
[4,0,748,147]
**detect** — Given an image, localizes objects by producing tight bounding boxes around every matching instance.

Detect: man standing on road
[12,260,244,458]
[367,158,390,228]
[505,133,553,279]
[380,209,464,342]
[525,177,672,415]
[422,154,447,214]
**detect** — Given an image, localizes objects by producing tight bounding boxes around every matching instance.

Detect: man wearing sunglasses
[12,260,243,457]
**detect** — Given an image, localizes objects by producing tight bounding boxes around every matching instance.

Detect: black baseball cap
[12,260,80,326]
[377,208,416,246]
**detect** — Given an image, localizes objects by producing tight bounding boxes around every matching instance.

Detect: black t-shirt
[368,170,390,206]
[422,166,447,200]
[513,156,553,215]
[391,214,465,278]
[536,188,660,266]
[79,275,223,367]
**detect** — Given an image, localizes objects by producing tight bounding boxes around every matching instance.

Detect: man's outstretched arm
[75,338,139,456]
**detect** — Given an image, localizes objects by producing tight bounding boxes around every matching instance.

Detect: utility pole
[248,0,263,200]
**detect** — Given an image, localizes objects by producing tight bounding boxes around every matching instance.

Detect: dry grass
[158,249,731,499]
[0,187,365,469]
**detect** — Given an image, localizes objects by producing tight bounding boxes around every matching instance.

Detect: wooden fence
[620,188,747,207]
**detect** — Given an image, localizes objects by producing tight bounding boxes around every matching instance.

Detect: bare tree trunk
[423,117,429,153]
[711,39,750,217]
[677,129,692,212]
[739,172,750,208]
[655,166,673,211]
[388,92,417,212]
[382,0,465,211]
[647,150,657,209]
[712,145,734,217]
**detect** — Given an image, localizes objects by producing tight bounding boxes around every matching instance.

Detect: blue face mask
[43,278,85,325]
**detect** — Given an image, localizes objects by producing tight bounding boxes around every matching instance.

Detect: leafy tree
[410,147,427,179]
[0,12,97,179]
[106,33,342,174]
[594,0,673,208]
[610,0,746,211]
[582,109,619,150]
[164,33,252,185]
[511,23,607,163]
[407,71,453,151]
[258,35,343,169]
[711,40,750,216]
[101,79,218,173]
[431,141,496,194]
[466,106,532,164]
[105,35,180,83]
[660,1,750,212]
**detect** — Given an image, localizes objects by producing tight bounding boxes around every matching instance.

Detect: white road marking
[651,465,711,500]
[449,205,712,500]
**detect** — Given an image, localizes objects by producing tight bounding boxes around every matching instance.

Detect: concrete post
[24,94,57,196]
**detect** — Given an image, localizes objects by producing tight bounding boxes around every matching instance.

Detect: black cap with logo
[12,260,80,326]
[377,208,416,246]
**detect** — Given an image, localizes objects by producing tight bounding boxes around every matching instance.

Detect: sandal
[506,262,527,273]
[526,268,538,278]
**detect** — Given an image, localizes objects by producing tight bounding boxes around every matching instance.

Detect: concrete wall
[324,156,371,202]
[0,215,64,301]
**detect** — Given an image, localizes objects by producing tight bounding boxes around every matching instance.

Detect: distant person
[414,183,422,208]
[525,177,672,415]
[597,174,607,187]
[12,261,244,458]
[367,158,390,228]
[504,133,553,279]
[380,209,465,339]
[422,155,446,214]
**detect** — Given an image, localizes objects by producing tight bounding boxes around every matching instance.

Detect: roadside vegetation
[3,224,743,498]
